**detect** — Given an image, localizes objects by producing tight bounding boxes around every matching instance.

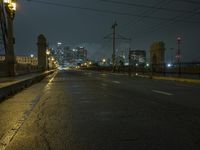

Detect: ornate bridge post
[37,34,47,71]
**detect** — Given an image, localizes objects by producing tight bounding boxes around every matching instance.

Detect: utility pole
[104,22,130,73]
[111,21,117,72]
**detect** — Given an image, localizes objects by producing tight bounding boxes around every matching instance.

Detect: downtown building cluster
[51,42,87,68]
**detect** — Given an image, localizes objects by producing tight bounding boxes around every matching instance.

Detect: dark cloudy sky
[13,0,200,62]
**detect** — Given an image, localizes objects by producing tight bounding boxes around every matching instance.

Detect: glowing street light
[167,63,172,68]
[4,0,16,15]
[4,0,11,3]
[102,58,106,63]
[46,49,50,55]
[46,49,51,70]
[3,0,17,76]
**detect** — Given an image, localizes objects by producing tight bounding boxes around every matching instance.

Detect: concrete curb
[152,76,200,84]
[0,70,55,102]
[101,71,200,84]
[81,69,200,84]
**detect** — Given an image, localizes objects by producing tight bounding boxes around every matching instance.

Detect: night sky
[14,0,200,62]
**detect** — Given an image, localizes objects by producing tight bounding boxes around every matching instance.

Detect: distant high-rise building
[129,50,146,65]
[64,46,75,64]
[75,47,87,62]
[116,50,126,66]
[54,42,65,67]
[52,44,88,67]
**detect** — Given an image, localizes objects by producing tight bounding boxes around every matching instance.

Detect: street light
[3,0,17,76]
[176,37,181,62]
[4,0,16,18]
[46,49,50,55]
[167,63,172,68]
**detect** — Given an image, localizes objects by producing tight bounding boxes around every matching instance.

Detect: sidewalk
[0,73,39,88]
[0,70,55,101]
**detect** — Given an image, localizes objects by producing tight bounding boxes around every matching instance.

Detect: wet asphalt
[0,70,200,150]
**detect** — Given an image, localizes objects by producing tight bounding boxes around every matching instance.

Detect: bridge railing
[81,62,200,79]
[0,55,39,76]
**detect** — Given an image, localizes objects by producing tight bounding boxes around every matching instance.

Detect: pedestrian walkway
[0,70,55,101]
[0,71,54,88]
[0,73,39,88]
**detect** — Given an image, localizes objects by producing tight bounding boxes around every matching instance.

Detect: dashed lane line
[112,81,120,84]
[152,90,173,96]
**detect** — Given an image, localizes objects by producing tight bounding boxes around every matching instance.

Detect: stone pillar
[150,41,165,73]
[37,34,47,71]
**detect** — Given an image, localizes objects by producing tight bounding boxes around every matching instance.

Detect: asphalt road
[1,70,200,150]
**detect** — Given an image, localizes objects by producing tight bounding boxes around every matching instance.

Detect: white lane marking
[152,90,173,96]
[101,83,107,86]
[112,81,120,84]
[101,73,107,76]
[48,71,57,83]
[84,72,92,75]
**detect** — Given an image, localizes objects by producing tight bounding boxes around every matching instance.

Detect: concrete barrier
[0,70,55,102]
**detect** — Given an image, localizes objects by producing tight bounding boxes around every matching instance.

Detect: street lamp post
[170,48,174,64]
[4,0,16,76]
[176,37,181,77]
[46,49,50,70]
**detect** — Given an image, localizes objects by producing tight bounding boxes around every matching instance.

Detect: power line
[118,0,172,34]
[130,9,200,40]
[174,0,200,5]
[100,0,197,14]
[26,0,200,24]
[112,0,200,41]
